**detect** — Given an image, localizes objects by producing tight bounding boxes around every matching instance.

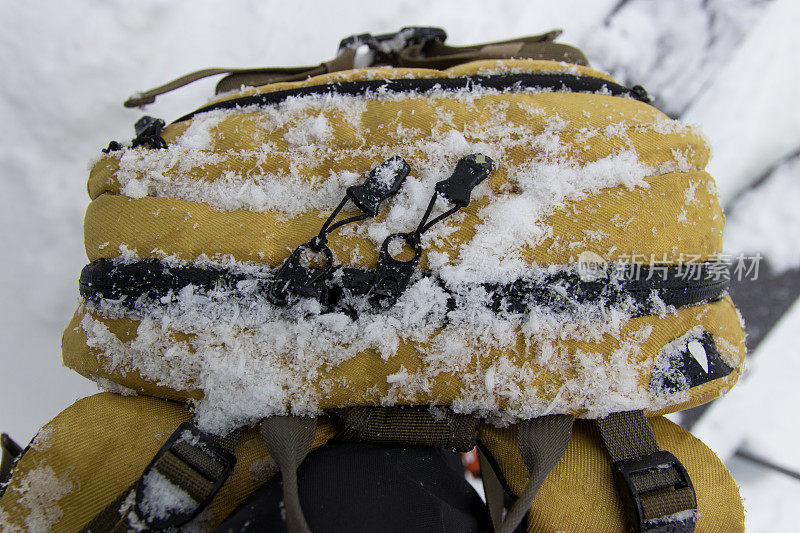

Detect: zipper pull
[369,154,494,308]
[346,156,411,216]
[131,116,168,149]
[370,233,422,309]
[267,244,334,306]
[268,157,410,306]
[434,153,494,207]
[101,115,168,153]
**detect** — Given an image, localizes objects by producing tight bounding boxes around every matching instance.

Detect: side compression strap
[260,416,318,533]
[596,411,697,532]
[81,423,241,532]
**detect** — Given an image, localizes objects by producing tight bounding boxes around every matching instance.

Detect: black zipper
[79,259,727,319]
[173,72,651,123]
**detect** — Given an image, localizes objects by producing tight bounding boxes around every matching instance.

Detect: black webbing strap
[81,423,241,532]
[596,411,697,532]
[259,416,318,533]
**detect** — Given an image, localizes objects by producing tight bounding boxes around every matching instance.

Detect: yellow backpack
[0,28,744,532]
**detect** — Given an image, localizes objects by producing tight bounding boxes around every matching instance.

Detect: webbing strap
[122,29,588,108]
[496,414,574,533]
[477,447,506,531]
[596,411,697,532]
[396,33,588,70]
[337,406,478,451]
[259,416,318,533]
[81,423,241,532]
[123,48,357,107]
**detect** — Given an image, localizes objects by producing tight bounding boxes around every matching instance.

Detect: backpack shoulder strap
[478,415,574,533]
[259,416,318,533]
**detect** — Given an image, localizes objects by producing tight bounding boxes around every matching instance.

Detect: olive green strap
[123,29,589,108]
[596,411,697,532]
[81,423,241,532]
[260,416,318,533]
[214,47,358,96]
[124,48,357,107]
[477,447,506,531]
[396,30,589,69]
[496,414,574,533]
[337,406,478,451]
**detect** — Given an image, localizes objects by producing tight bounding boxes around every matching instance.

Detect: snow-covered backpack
[0,27,745,532]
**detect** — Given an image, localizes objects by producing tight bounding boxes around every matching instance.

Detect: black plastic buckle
[134,422,237,529]
[267,243,334,306]
[612,450,696,533]
[338,26,447,54]
[370,232,422,309]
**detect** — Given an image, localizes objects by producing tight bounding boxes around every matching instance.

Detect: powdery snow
[137,469,197,523]
[109,86,696,283]
[78,250,665,432]
[3,466,73,532]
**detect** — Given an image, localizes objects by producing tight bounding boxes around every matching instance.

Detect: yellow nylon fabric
[84,168,723,269]
[69,58,745,419]
[479,416,744,533]
[0,394,337,532]
[88,90,709,201]
[62,296,744,417]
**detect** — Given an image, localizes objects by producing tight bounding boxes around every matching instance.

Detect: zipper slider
[370,233,422,309]
[131,116,168,150]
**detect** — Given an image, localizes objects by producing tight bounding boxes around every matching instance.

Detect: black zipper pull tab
[370,233,422,309]
[346,156,411,216]
[368,154,495,309]
[434,154,494,207]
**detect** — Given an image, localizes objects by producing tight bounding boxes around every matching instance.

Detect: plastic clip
[612,450,696,532]
[134,422,236,529]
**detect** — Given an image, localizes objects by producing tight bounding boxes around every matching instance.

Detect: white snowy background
[1,0,798,530]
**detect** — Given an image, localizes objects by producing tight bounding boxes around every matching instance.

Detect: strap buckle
[338,27,447,57]
[134,422,237,529]
[612,450,697,532]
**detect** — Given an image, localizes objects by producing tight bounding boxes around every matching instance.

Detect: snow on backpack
[0,28,745,532]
